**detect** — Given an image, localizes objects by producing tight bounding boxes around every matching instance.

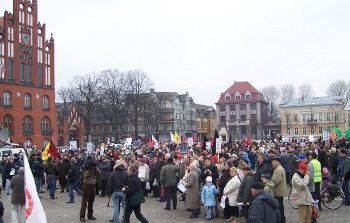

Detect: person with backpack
[44,157,59,199]
[201,176,219,220]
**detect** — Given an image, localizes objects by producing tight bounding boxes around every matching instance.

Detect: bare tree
[327,80,348,97]
[125,70,153,138]
[69,73,101,138]
[280,84,295,101]
[260,86,280,121]
[298,83,313,98]
[98,70,128,140]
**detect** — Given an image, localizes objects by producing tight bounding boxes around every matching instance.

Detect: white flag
[170,132,175,143]
[152,135,159,148]
[23,151,47,223]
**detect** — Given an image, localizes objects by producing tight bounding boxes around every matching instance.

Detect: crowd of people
[0,137,349,223]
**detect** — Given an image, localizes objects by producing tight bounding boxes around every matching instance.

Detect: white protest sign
[309,135,315,142]
[187,138,194,147]
[70,141,77,150]
[125,138,133,147]
[216,138,222,153]
[87,142,94,154]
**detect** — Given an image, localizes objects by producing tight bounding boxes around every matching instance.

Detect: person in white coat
[138,158,150,197]
[223,167,241,223]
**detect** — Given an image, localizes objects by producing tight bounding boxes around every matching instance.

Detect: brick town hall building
[0,0,56,148]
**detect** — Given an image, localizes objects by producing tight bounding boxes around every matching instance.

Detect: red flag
[48,140,58,160]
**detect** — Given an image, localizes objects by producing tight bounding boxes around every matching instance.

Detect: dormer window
[224,92,231,101]
[245,91,252,99]
[235,91,241,100]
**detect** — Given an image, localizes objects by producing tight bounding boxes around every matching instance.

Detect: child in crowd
[201,176,219,220]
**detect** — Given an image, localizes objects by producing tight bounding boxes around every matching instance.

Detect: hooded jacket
[247,191,281,223]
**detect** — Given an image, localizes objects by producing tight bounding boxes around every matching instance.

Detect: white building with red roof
[215,81,269,140]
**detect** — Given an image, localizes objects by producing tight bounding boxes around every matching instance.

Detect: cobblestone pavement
[2,190,350,223]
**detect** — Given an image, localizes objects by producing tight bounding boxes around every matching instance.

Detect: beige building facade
[279,96,347,140]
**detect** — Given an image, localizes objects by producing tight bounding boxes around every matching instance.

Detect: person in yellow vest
[308,152,322,211]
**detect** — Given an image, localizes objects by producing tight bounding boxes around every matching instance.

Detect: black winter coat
[67,163,81,183]
[247,191,281,223]
[108,165,128,194]
[59,159,70,183]
[255,160,273,182]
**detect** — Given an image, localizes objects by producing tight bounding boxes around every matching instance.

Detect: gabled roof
[194,104,215,112]
[216,81,265,104]
[281,96,344,108]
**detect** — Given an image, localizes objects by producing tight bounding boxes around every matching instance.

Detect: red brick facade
[0,0,56,149]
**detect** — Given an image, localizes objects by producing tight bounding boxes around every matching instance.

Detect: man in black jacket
[108,160,128,223]
[123,163,149,223]
[31,154,44,194]
[202,158,219,185]
[99,157,111,197]
[67,158,83,203]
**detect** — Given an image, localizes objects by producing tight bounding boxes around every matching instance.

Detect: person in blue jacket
[201,176,219,219]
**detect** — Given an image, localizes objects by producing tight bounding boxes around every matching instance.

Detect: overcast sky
[2,0,350,106]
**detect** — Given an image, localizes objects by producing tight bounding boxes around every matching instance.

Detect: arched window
[41,116,51,133]
[24,138,32,148]
[23,116,33,134]
[2,91,11,105]
[43,138,50,149]
[4,115,13,131]
[23,93,31,108]
[42,95,49,109]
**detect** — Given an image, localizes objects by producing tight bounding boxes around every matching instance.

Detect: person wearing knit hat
[201,175,218,219]
[292,161,312,223]
[247,182,281,223]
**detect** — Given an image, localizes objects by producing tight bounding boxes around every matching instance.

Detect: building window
[335,113,339,121]
[286,115,291,123]
[7,60,14,79]
[26,64,31,82]
[294,127,299,135]
[251,114,257,122]
[240,104,246,110]
[240,114,246,121]
[37,66,43,86]
[23,116,33,134]
[220,106,225,112]
[287,127,291,134]
[318,127,323,134]
[20,63,25,81]
[220,116,225,123]
[41,117,51,133]
[302,127,307,134]
[326,113,330,121]
[4,115,13,131]
[2,91,11,105]
[24,93,31,108]
[43,139,50,149]
[230,115,236,122]
[245,94,251,99]
[294,115,298,122]
[310,127,315,134]
[235,92,241,100]
[250,103,257,110]
[42,95,49,109]
[229,105,235,111]
[24,139,32,148]
[318,112,323,121]
[225,96,230,101]
[302,113,307,122]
